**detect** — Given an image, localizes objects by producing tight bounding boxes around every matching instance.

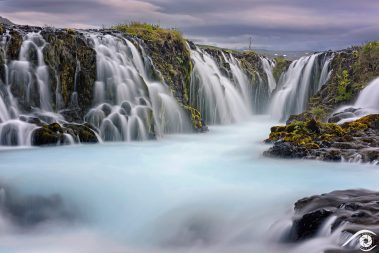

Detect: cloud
[0,0,378,50]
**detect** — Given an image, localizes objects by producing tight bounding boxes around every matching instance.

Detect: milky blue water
[0,116,378,253]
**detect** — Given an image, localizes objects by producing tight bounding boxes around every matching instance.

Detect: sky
[0,0,378,51]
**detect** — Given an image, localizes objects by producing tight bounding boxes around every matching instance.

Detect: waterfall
[332,77,379,123]
[269,53,334,121]
[260,57,277,94]
[189,47,252,124]
[354,77,379,110]
[84,33,191,141]
[0,29,191,146]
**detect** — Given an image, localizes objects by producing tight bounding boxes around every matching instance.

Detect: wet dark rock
[290,189,379,252]
[121,101,132,115]
[32,122,98,146]
[328,111,356,123]
[264,114,379,164]
[263,141,308,158]
[290,208,333,241]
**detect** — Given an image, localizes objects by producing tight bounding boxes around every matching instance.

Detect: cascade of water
[269,53,334,121]
[85,33,191,142]
[189,47,251,124]
[260,57,277,94]
[222,52,253,109]
[13,32,52,111]
[332,77,379,123]
[354,77,379,110]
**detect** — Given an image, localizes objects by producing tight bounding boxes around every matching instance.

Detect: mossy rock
[32,122,98,146]
[183,105,207,131]
[268,114,379,151]
[273,57,291,81]
[6,30,23,60]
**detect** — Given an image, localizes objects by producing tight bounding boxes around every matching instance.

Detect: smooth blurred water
[0,115,378,253]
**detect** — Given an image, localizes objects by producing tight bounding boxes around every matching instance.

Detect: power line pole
[249,36,253,50]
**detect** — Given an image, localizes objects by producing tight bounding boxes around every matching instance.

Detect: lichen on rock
[264,114,379,163]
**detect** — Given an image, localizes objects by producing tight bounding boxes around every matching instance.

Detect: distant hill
[0,16,14,25]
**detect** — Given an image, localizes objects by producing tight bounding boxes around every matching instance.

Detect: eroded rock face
[264,115,379,164]
[41,29,96,118]
[289,189,379,252]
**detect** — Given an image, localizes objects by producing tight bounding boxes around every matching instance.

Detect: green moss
[268,118,346,148]
[293,41,379,122]
[268,115,379,150]
[0,24,4,34]
[114,22,185,45]
[183,105,203,130]
[336,70,352,102]
[309,106,328,120]
[273,57,290,81]
[64,28,76,35]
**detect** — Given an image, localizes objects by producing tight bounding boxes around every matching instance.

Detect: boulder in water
[32,123,98,146]
[289,189,379,252]
[264,114,379,164]
[0,183,75,228]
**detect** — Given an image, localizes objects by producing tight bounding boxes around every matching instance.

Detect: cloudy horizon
[0,0,378,51]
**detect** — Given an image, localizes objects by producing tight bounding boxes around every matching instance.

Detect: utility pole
[249,36,253,51]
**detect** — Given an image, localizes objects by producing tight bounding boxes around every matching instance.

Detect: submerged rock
[264,114,379,164]
[0,183,75,228]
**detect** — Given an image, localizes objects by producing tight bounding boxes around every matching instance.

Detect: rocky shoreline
[264,115,379,164]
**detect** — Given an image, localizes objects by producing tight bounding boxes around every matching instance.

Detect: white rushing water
[0,32,55,146]
[85,33,191,141]
[333,76,379,123]
[260,57,276,94]
[189,47,252,124]
[269,53,334,121]
[0,30,192,146]
[0,116,378,253]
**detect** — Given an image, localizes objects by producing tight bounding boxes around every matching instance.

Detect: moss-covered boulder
[32,122,98,146]
[264,114,379,163]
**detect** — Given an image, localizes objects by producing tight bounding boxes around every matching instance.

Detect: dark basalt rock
[290,208,333,241]
[289,189,379,252]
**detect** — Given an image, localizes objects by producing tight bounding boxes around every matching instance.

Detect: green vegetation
[309,106,328,120]
[272,57,290,81]
[183,105,203,129]
[268,114,379,149]
[0,24,4,34]
[114,22,185,45]
[291,41,379,122]
[336,69,352,102]
[115,22,205,130]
